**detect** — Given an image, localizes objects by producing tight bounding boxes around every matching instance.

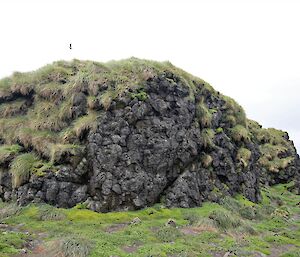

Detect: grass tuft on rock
[10,153,38,188]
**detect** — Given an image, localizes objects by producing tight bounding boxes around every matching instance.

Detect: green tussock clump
[201,154,213,168]
[155,226,182,243]
[49,143,84,165]
[58,237,92,257]
[201,129,215,149]
[248,119,297,173]
[72,112,98,139]
[0,202,22,221]
[16,128,57,157]
[209,209,242,230]
[222,95,247,127]
[37,205,67,221]
[196,101,212,128]
[0,144,22,165]
[10,153,55,188]
[230,124,250,142]
[236,147,252,167]
[0,99,27,118]
[10,153,38,188]
[259,144,294,172]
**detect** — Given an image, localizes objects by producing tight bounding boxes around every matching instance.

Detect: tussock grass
[236,147,252,167]
[10,153,38,188]
[17,128,57,158]
[156,226,182,243]
[201,129,215,149]
[201,154,213,168]
[0,100,28,117]
[0,202,21,221]
[100,91,114,110]
[209,209,242,230]
[9,153,55,188]
[49,143,84,164]
[222,95,247,127]
[37,205,67,221]
[0,144,22,165]
[0,116,28,144]
[72,112,98,140]
[87,96,100,110]
[0,77,13,98]
[36,82,64,102]
[58,237,92,257]
[196,102,212,128]
[248,119,296,172]
[230,125,249,142]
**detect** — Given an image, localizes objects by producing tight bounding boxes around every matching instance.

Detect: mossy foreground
[0,183,299,257]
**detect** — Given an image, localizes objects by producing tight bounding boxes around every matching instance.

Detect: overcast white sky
[0,0,299,151]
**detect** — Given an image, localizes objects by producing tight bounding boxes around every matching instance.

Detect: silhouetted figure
[69,44,72,49]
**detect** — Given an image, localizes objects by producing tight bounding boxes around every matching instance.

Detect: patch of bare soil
[269,244,299,257]
[0,222,51,257]
[180,225,218,235]
[14,240,65,257]
[122,241,143,253]
[105,223,128,233]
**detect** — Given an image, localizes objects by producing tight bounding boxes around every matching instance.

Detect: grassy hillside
[0,183,299,257]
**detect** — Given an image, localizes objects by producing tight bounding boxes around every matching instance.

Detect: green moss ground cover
[0,183,299,257]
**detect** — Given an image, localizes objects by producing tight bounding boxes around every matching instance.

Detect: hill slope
[0,58,299,212]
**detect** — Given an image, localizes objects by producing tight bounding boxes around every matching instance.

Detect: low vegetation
[236,147,252,167]
[10,153,38,188]
[0,183,299,257]
[248,119,297,173]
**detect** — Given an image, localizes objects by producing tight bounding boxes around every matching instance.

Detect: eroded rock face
[84,75,267,212]
[0,61,299,212]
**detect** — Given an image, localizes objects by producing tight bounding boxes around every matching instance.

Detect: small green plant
[216,127,223,134]
[73,202,88,210]
[130,91,148,101]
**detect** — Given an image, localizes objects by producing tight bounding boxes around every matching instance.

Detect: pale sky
[0,0,299,151]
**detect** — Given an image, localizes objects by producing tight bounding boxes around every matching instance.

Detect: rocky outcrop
[0,58,299,212]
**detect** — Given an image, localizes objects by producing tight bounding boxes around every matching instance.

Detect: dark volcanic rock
[0,58,299,212]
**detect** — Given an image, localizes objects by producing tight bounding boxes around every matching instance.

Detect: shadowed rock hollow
[0,58,299,212]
